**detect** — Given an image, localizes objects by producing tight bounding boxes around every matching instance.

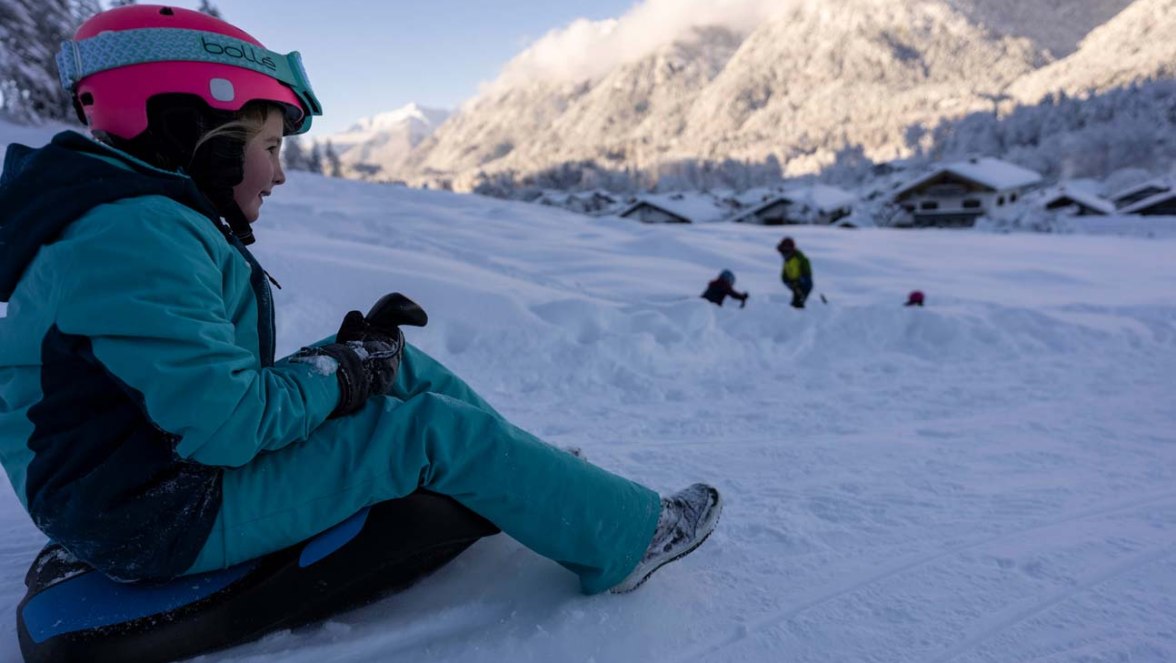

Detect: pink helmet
[906,290,925,306]
[58,5,321,139]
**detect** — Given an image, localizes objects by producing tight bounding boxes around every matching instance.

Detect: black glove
[740,293,748,309]
[296,293,428,418]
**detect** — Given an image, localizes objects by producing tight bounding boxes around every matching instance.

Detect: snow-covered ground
[2,121,1176,662]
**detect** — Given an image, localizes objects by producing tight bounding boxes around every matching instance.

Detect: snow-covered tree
[306,141,323,175]
[471,171,520,199]
[282,135,309,171]
[196,0,221,18]
[1,1,100,123]
[820,145,876,188]
[324,140,342,178]
[918,79,1176,182]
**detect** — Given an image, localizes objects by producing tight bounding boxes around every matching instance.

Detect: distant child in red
[701,270,749,308]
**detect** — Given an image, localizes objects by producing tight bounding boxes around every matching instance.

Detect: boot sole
[610,487,723,594]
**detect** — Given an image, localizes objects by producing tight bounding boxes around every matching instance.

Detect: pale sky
[140,0,637,135]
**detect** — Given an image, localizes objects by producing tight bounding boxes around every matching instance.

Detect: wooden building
[892,157,1041,227]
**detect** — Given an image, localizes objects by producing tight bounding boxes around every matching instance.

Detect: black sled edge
[17,492,498,663]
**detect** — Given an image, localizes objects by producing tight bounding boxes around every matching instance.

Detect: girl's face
[232,112,286,223]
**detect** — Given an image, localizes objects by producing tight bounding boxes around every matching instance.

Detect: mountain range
[327,0,1168,190]
[318,104,449,180]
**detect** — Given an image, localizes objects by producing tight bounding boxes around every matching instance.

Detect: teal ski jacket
[0,132,340,580]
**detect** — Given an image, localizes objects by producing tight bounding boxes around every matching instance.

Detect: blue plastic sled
[16,492,498,662]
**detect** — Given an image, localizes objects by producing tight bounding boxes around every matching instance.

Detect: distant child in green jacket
[777,237,813,308]
[0,5,720,596]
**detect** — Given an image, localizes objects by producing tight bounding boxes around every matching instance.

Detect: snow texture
[2,120,1176,662]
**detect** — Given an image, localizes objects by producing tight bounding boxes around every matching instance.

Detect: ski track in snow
[2,122,1176,662]
[924,544,1176,663]
[673,491,1176,663]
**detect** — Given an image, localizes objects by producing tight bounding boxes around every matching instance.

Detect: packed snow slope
[2,130,1176,662]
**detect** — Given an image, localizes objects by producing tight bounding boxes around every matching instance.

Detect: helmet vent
[159,7,175,15]
[209,78,236,102]
[79,92,94,106]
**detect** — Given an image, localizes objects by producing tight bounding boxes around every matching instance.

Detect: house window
[962,199,981,209]
[920,201,939,211]
[927,184,967,197]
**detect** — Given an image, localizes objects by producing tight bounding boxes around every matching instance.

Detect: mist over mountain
[337,0,1165,191]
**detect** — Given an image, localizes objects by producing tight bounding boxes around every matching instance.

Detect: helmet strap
[222,202,256,246]
[190,143,255,246]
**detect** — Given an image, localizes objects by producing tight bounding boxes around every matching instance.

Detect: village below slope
[301,0,1174,234]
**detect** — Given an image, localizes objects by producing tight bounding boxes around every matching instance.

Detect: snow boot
[610,483,722,593]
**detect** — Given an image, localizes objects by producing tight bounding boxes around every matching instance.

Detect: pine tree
[307,140,324,175]
[0,0,100,123]
[283,135,308,171]
[197,0,221,18]
[324,140,342,177]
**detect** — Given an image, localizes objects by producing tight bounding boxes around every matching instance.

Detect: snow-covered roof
[1121,190,1176,215]
[1109,178,1171,203]
[894,157,1043,198]
[1041,185,1115,215]
[787,184,856,212]
[576,189,618,202]
[730,184,856,222]
[1058,178,1105,197]
[619,193,731,223]
[727,186,781,207]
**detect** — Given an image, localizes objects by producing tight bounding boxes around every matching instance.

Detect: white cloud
[494,0,792,86]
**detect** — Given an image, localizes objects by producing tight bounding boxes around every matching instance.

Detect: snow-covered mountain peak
[315,103,452,181]
[345,104,449,134]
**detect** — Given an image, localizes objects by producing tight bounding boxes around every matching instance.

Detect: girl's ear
[151,103,210,169]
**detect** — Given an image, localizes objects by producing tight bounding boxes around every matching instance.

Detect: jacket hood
[0,131,220,302]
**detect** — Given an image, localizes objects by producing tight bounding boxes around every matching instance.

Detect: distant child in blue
[0,5,721,597]
[701,270,749,308]
[777,237,813,308]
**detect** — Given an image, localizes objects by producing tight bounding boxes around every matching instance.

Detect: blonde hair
[191,101,281,162]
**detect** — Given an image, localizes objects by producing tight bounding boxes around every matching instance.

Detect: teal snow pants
[186,345,661,595]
